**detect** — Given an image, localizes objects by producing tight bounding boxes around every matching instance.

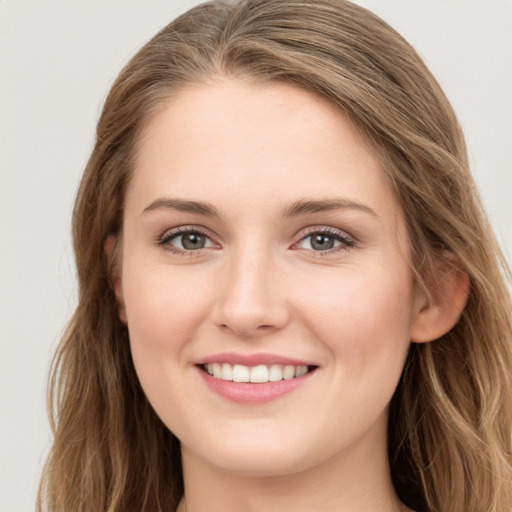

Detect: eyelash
[157,226,215,256]
[156,226,356,256]
[294,227,356,256]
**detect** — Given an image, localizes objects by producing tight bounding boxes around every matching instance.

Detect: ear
[410,252,469,343]
[104,235,127,324]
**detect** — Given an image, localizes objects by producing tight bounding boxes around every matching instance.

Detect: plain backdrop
[1,1,511,511]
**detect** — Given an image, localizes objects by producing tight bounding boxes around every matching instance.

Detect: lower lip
[196,366,315,404]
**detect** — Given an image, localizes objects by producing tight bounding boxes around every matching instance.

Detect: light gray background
[1,1,511,511]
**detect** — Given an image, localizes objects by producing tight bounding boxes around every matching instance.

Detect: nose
[211,249,290,339]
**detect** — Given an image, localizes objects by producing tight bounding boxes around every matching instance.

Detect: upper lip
[193,352,316,367]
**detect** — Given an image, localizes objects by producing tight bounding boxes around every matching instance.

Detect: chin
[183,431,317,477]
[207,450,309,478]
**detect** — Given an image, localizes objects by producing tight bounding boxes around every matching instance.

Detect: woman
[37,1,512,511]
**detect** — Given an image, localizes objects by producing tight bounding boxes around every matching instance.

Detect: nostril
[255,324,275,332]
[218,323,274,338]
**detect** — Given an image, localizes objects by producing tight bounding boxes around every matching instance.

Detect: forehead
[128,79,401,224]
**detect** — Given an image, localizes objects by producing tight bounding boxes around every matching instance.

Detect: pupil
[311,234,334,250]
[182,233,205,250]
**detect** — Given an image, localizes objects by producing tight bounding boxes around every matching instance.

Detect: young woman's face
[118,79,423,476]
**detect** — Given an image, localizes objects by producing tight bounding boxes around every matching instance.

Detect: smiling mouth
[200,363,317,383]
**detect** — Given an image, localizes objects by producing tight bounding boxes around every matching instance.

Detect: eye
[294,228,355,253]
[158,227,217,253]
[175,232,208,250]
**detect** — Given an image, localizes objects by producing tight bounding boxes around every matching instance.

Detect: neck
[177,414,409,512]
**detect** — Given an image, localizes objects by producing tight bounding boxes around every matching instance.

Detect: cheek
[120,258,217,429]
[123,261,210,338]
[296,262,414,381]
[121,257,214,390]
[285,264,414,454]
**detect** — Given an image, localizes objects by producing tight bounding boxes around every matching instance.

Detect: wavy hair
[37,1,512,511]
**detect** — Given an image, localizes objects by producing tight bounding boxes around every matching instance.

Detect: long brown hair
[38,1,512,511]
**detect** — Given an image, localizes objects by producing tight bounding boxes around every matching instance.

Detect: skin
[111,78,456,512]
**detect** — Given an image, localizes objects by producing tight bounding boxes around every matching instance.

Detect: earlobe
[410,254,470,343]
[104,235,127,324]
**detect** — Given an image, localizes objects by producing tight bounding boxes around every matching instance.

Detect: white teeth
[204,363,312,383]
[212,363,222,378]
[268,364,283,382]
[283,365,295,380]
[295,365,308,377]
[232,364,250,382]
[221,363,233,381]
[250,365,268,383]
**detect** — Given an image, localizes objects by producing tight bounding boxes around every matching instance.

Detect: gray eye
[180,233,206,250]
[310,233,335,250]
[295,230,353,252]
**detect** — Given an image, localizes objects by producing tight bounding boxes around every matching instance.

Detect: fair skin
[110,79,467,512]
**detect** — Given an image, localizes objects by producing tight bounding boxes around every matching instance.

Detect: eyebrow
[281,198,379,218]
[143,197,221,217]
[142,196,378,219]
